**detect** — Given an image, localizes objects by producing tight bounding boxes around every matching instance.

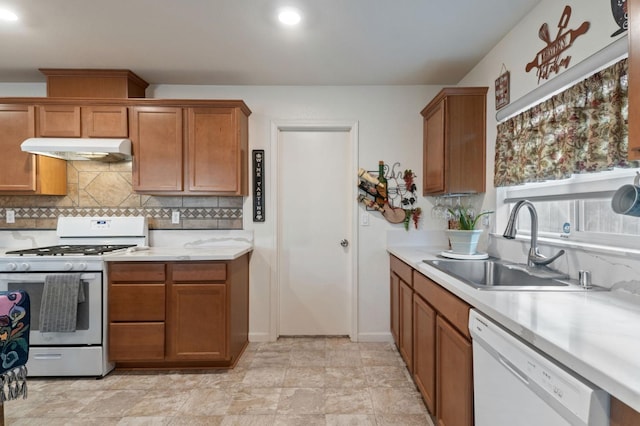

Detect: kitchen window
[493,56,640,252]
[499,167,640,251]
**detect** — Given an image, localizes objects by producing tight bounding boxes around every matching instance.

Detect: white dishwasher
[469,309,609,426]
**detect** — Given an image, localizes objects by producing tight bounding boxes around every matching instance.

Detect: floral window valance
[494,58,636,187]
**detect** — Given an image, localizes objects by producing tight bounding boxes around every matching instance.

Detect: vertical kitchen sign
[253,150,265,222]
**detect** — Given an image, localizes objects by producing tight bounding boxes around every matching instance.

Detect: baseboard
[356,331,394,342]
[248,332,272,342]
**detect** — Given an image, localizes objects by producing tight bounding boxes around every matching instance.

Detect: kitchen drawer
[390,255,413,286]
[109,283,165,321]
[109,322,165,361]
[171,262,226,282]
[413,270,470,338]
[109,262,166,282]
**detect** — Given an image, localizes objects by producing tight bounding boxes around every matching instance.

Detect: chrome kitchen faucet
[503,200,565,267]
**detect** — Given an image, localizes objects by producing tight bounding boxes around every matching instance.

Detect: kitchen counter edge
[104,246,253,262]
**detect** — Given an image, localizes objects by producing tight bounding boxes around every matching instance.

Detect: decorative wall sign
[253,150,265,222]
[495,65,510,110]
[610,0,628,37]
[525,5,590,83]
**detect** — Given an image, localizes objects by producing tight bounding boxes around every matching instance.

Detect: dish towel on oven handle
[0,290,30,401]
[40,274,84,333]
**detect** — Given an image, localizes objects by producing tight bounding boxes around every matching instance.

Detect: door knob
[340,239,349,247]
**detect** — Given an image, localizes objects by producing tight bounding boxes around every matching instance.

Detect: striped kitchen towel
[39,274,83,333]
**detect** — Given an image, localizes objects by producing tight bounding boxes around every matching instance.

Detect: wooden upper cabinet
[38,104,128,138]
[82,106,128,137]
[132,104,249,196]
[188,107,247,194]
[38,105,81,137]
[130,106,184,192]
[0,104,66,194]
[423,101,446,194]
[421,87,488,195]
[629,0,640,160]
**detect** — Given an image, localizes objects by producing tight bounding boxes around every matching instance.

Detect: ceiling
[0,0,542,86]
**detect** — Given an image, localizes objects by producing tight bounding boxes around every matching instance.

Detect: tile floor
[6,337,435,425]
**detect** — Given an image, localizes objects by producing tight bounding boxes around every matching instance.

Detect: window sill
[489,233,640,259]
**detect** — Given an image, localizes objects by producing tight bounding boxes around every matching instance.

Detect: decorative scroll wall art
[525,5,590,83]
[253,150,265,222]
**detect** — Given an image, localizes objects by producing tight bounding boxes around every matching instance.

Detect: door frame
[269,120,359,341]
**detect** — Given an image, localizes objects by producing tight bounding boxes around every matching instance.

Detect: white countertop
[104,245,252,262]
[388,245,640,412]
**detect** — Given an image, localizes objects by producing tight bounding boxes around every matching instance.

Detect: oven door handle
[0,273,97,282]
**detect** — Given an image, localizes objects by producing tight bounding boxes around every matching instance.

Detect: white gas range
[0,216,148,377]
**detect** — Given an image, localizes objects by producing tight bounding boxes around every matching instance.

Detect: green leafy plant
[448,206,493,230]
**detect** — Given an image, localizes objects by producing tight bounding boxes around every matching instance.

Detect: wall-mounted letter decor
[525,5,589,83]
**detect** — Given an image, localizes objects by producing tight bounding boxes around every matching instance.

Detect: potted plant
[446,205,493,254]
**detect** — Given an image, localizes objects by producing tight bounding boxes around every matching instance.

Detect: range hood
[21,138,132,162]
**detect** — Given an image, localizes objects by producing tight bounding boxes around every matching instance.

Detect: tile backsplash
[0,161,243,230]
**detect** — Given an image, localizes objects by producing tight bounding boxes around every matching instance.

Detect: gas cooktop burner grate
[6,244,136,256]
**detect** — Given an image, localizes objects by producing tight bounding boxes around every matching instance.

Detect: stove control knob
[20,263,30,271]
[77,263,88,271]
[6,263,17,271]
[64,262,73,271]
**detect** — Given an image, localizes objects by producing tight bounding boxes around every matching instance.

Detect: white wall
[147,85,444,341]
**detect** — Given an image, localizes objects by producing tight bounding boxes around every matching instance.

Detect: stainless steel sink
[423,258,603,291]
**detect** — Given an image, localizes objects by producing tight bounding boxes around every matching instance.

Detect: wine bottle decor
[356,161,421,229]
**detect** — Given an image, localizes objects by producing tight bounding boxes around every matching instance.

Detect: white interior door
[277,128,353,336]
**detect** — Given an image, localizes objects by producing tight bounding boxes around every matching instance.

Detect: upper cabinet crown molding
[421,87,488,196]
[39,68,149,99]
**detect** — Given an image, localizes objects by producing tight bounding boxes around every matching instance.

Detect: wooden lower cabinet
[436,316,473,426]
[108,255,249,369]
[390,255,473,426]
[413,294,436,414]
[399,280,413,370]
[109,322,165,361]
[167,282,227,361]
[390,255,414,370]
[611,397,640,426]
[390,271,400,345]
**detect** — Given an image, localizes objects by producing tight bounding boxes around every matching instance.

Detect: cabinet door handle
[340,239,349,247]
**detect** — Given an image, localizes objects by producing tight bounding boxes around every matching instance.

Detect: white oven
[0,272,102,345]
[0,216,148,377]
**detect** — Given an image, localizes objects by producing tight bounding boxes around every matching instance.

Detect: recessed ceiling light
[0,9,18,22]
[278,8,301,26]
